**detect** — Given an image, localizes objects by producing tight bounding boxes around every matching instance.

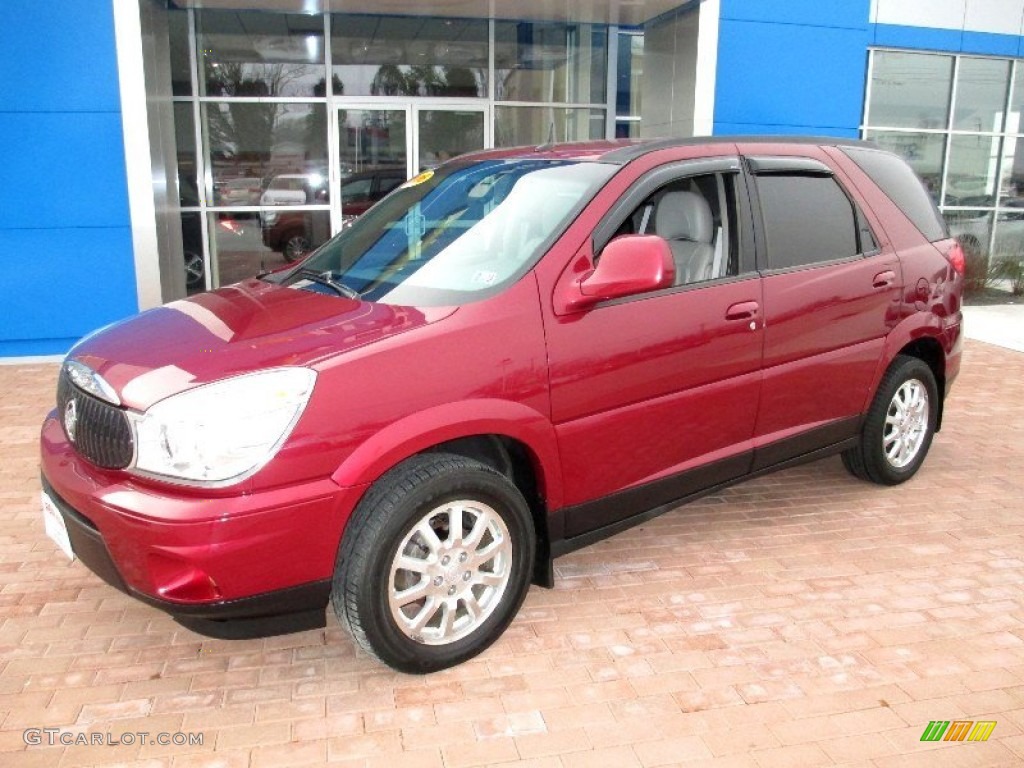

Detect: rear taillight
[946,242,966,275]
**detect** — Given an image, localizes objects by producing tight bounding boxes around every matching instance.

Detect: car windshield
[280,158,616,306]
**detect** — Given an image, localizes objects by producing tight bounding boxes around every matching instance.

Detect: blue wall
[713,0,872,138]
[873,24,1024,58]
[0,1,137,357]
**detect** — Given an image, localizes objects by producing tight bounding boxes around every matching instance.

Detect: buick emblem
[64,399,78,443]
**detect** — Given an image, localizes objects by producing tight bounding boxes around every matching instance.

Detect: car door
[544,158,765,538]
[744,151,902,469]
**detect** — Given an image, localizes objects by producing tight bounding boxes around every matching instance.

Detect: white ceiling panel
[171,0,691,26]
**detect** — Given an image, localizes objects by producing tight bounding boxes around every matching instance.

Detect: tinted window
[341,178,373,202]
[842,146,948,242]
[757,175,858,270]
[378,176,404,195]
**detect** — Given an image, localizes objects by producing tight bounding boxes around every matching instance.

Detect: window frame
[592,157,757,287]
[590,158,757,299]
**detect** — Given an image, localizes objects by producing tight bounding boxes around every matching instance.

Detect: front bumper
[40,413,367,636]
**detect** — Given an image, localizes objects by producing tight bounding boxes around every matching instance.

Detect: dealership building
[2,0,1022,357]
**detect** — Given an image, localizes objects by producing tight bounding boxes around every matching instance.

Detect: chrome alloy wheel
[283,235,310,262]
[883,378,930,469]
[184,251,205,288]
[388,500,512,645]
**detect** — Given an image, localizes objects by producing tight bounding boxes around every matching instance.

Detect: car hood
[68,279,453,411]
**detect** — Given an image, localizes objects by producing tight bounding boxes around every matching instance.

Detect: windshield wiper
[293,268,359,299]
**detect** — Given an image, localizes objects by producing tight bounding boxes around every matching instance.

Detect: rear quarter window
[841,146,948,242]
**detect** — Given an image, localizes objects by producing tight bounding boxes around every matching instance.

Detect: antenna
[535,120,557,151]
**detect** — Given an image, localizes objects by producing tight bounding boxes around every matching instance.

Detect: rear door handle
[873,270,896,289]
[725,301,760,321]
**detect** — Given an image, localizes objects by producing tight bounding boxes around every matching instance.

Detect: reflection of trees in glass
[371,65,410,96]
[205,61,306,98]
[206,64,333,185]
[418,110,483,166]
[206,63,285,179]
[305,75,344,171]
[369,65,482,98]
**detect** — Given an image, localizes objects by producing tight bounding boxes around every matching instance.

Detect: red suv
[40,138,963,672]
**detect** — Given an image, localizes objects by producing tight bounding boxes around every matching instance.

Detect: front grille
[57,370,134,469]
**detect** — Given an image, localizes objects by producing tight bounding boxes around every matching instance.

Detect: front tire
[331,453,534,673]
[842,355,938,485]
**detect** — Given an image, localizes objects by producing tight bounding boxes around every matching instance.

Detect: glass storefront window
[616,32,643,117]
[864,130,946,202]
[331,15,487,98]
[174,104,199,207]
[615,120,640,139]
[338,107,408,179]
[1000,134,1024,208]
[181,213,205,295]
[494,21,607,104]
[169,10,192,97]
[869,51,953,129]
[495,106,605,147]
[197,10,327,98]
[954,57,1011,132]
[174,9,614,293]
[993,213,1024,265]
[945,134,1002,207]
[417,109,485,170]
[865,49,1024,298]
[1010,62,1024,134]
[209,211,331,287]
[204,103,329,203]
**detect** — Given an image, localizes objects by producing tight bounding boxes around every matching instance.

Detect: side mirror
[566,235,675,311]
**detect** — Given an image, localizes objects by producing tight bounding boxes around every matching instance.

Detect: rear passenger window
[756,175,859,270]
[841,146,948,242]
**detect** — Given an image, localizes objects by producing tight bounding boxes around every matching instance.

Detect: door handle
[873,270,896,289]
[725,301,760,321]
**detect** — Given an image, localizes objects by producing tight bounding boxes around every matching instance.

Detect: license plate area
[41,491,75,561]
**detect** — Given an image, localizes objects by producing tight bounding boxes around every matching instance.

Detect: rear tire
[842,355,938,485]
[331,453,534,673]
[283,234,310,263]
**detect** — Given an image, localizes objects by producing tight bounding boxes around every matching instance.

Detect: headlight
[133,368,316,485]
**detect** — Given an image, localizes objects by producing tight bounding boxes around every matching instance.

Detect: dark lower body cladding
[41,476,331,639]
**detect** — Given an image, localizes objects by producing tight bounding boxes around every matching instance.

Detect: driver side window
[614,172,740,287]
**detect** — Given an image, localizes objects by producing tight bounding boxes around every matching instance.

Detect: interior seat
[653,190,716,285]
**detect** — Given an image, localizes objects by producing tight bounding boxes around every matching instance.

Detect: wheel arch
[894,336,946,430]
[330,400,562,587]
[870,316,949,431]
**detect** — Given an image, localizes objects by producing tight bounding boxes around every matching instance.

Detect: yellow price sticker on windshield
[402,169,434,188]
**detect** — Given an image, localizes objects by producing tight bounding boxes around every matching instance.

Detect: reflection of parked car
[181,212,204,291]
[947,207,1024,261]
[261,211,316,263]
[217,177,262,207]
[340,169,405,222]
[261,174,314,206]
[43,138,965,674]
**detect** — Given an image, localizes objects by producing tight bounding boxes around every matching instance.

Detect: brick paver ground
[1,340,1022,767]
